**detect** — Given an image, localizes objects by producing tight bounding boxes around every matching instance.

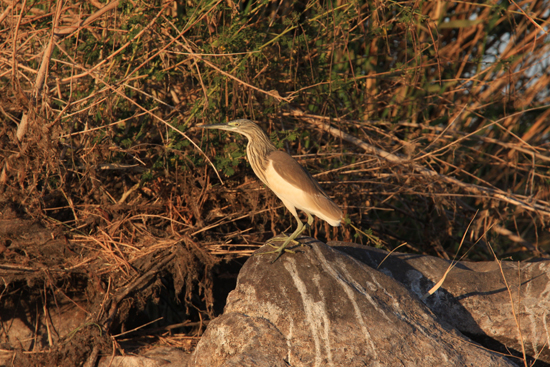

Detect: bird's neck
[246,139,276,158]
[245,137,277,185]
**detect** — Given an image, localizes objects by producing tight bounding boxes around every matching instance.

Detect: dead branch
[288,109,550,217]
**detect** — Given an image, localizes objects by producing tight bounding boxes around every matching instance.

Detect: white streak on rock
[284,258,330,367]
[310,245,379,361]
[312,273,334,365]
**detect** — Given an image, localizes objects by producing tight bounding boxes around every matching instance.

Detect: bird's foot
[257,245,294,263]
[266,235,300,248]
[257,236,302,263]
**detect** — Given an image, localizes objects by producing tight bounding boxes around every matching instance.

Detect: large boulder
[190,238,518,366]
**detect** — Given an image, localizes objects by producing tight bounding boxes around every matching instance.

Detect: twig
[51,46,226,185]
[32,0,63,100]
[376,242,408,269]
[82,345,100,367]
[12,0,27,86]
[31,1,121,99]
[422,106,465,153]
[53,0,120,38]
[58,1,164,83]
[117,320,211,337]
[508,0,548,35]
[102,252,176,330]
[421,212,479,301]
[178,38,290,103]
[396,121,550,163]
[0,1,15,24]
[492,224,539,255]
[288,109,550,217]
[487,243,528,367]
[112,317,164,338]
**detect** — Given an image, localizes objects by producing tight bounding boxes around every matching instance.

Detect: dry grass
[1,0,549,364]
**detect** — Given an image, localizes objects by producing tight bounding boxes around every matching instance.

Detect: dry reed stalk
[288,109,550,216]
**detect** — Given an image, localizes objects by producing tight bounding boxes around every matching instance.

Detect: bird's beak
[198,123,234,131]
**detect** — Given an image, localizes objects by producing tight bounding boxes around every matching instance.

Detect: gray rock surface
[190,239,518,366]
[332,242,550,363]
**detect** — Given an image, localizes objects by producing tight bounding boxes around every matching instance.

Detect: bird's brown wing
[268,150,325,196]
[268,150,342,224]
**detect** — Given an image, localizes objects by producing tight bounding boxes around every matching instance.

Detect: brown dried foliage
[0,0,549,364]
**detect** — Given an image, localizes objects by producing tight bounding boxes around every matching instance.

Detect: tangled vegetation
[1,0,549,364]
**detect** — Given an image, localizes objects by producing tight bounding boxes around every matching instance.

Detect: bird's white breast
[263,160,341,226]
[264,160,309,208]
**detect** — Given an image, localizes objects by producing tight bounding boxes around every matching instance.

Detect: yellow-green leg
[262,212,314,263]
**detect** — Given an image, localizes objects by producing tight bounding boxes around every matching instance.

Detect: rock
[190,313,289,367]
[332,242,550,364]
[190,239,517,366]
[97,347,190,367]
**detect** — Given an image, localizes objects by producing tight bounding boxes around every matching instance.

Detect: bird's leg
[261,214,307,262]
[307,212,314,226]
[266,219,303,248]
[267,213,313,248]
[305,212,314,234]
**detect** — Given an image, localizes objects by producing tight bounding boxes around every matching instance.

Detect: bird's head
[199,119,266,141]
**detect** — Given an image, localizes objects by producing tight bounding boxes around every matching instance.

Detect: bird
[199,119,342,262]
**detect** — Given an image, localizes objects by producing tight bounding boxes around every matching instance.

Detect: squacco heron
[200,119,342,261]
